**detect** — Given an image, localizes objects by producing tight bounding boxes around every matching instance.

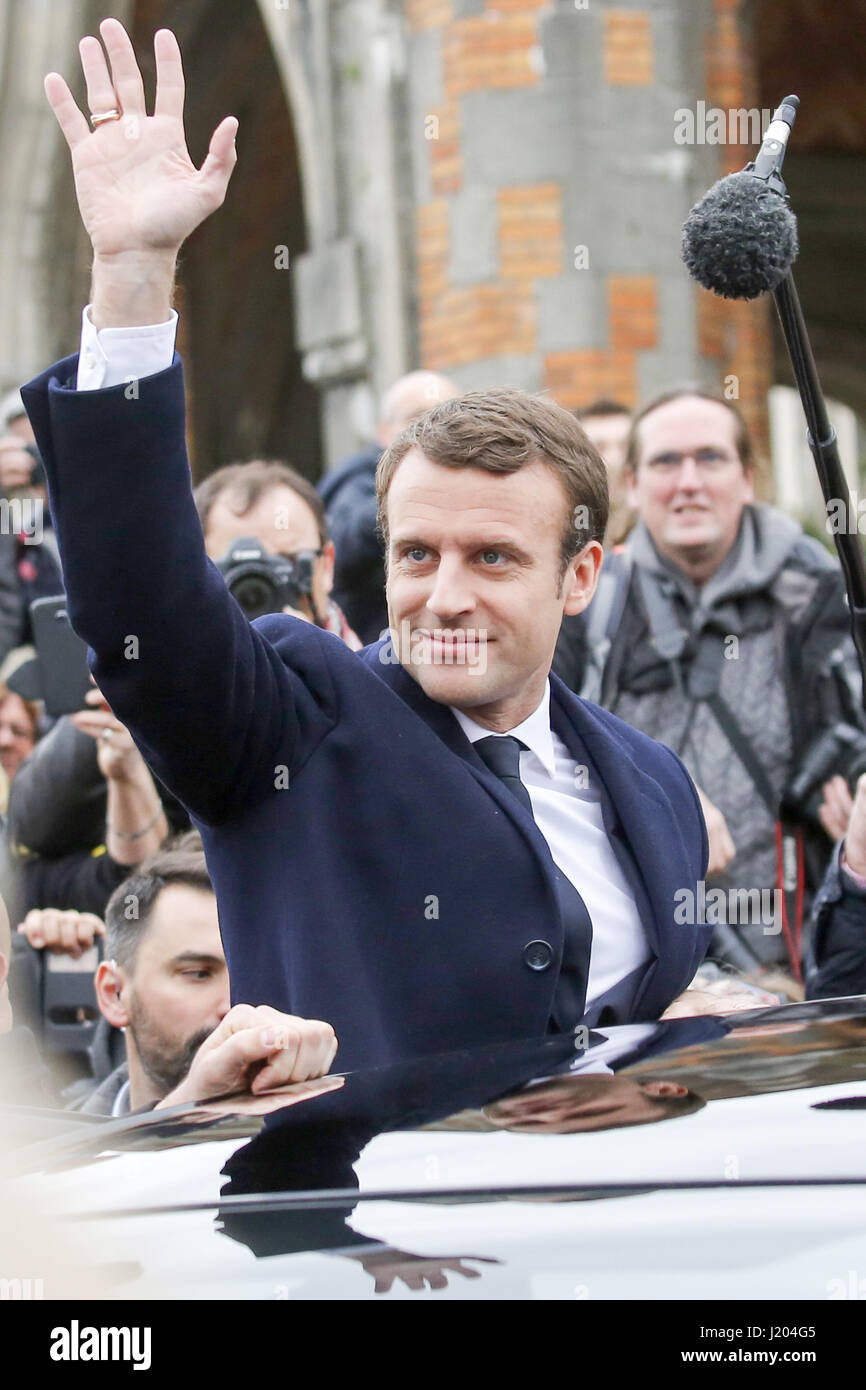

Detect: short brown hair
[624,387,754,476]
[194,460,329,550]
[375,387,609,580]
[104,833,212,973]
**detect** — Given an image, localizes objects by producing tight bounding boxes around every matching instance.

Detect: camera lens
[231,575,273,620]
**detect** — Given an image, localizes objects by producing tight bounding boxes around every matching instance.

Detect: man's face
[627,397,754,576]
[205,484,334,624]
[0,693,36,781]
[384,449,601,727]
[580,413,631,507]
[483,1074,691,1133]
[122,885,229,1096]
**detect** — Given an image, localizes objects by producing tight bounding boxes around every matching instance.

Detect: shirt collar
[450,679,557,778]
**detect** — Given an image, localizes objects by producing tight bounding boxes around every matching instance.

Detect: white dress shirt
[525,1023,657,1083]
[76,314,651,1010]
[77,305,178,391]
[452,682,649,1009]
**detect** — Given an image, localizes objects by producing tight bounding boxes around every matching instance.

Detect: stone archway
[131,0,322,480]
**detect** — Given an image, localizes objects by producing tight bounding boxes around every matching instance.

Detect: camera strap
[580,551,634,703]
[705,691,804,981]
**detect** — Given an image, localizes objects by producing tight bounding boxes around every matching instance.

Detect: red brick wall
[603,9,654,86]
[412,0,770,458]
[412,3,661,410]
[418,185,557,369]
[700,0,773,473]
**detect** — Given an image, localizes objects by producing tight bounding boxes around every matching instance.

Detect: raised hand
[44,18,237,327]
[18,908,105,958]
[68,685,145,783]
[45,19,236,258]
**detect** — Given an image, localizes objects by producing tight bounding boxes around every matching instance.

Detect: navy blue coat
[22,355,710,1072]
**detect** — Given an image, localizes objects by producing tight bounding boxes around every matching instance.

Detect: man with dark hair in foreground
[22,20,713,1072]
[72,839,337,1114]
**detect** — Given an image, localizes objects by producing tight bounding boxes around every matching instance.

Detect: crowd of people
[3,361,866,1111]
[2,16,866,1120]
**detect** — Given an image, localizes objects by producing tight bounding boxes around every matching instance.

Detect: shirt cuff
[76,305,178,391]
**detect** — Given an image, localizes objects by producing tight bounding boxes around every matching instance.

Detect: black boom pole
[772,272,866,716]
[681,92,866,715]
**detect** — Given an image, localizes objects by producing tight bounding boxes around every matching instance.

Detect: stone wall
[1,0,862,483]
[405,0,773,458]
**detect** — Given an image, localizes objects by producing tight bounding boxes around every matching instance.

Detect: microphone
[681,95,800,300]
[751,93,799,183]
[682,94,866,719]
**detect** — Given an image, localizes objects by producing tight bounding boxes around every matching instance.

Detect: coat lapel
[361,638,481,762]
[361,642,697,1003]
[362,641,569,900]
[548,676,692,967]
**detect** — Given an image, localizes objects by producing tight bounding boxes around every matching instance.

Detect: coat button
[523,939,553,972]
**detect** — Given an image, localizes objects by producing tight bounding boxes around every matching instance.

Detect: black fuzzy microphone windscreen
[681,171,799,300]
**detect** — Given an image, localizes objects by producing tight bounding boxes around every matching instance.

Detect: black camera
[214,537,317,620]
[782,722,866,822]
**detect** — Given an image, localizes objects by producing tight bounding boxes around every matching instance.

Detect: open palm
[45,18,237,258]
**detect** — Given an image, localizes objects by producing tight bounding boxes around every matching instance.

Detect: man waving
[22,20,710,1071]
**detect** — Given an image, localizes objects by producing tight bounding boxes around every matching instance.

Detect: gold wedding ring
[90,108,121,128]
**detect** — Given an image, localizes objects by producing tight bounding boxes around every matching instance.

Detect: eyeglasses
[645,448,740,474]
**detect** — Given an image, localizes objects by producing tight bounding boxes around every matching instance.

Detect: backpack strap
[633,566,689,665]
[703,692,777,814]
[580,551,634,702]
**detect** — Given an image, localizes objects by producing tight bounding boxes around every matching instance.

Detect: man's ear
[562,541,604,618]
[94,960,130,1029]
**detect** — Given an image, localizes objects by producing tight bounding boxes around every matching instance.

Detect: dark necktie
[474,734,592,1030]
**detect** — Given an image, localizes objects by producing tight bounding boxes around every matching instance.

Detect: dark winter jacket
[555,504,866,967]
[318,443,387,645]
[3,715,189,922]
